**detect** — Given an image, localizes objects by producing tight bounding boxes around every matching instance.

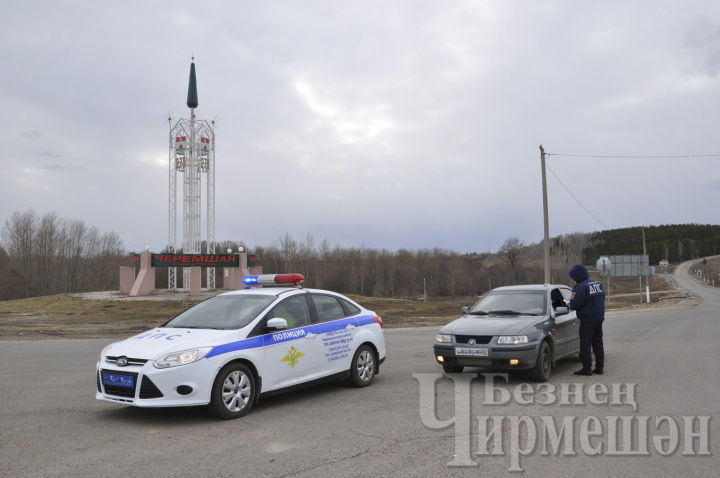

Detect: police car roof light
[242,274,305,286]
[272,273,305,284]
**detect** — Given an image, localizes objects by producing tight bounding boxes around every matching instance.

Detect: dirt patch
[688,256,720,288]
[0,275,698,340]
[0,294,187,340]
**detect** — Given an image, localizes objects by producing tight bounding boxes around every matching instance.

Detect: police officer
[568,264,605,375]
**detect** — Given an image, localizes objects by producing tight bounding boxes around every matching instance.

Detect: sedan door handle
[305,332,317,340]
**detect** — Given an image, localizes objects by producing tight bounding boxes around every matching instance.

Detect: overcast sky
[1,1,718,254]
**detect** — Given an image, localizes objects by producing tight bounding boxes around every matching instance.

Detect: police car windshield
[165,295,276,330]
[468,290,546,317]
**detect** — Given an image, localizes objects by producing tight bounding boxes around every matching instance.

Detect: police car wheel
[348,345,376,387]
[530,341,552,382]
[209,363,256,419]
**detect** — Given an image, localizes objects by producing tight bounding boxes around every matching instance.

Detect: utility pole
[540,145,551,284]
[607,272,610,305]
[642,227,650,303]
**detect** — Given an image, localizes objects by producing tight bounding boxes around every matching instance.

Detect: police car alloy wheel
[348,345,375,387]
[210,363,256,419]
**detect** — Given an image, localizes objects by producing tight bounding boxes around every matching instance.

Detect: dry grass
[690,257,720,288]
[0,272,695,339]
[346,295,476,328]
[0,295,185,339]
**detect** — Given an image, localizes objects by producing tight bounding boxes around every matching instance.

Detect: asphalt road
[1,261,717,477]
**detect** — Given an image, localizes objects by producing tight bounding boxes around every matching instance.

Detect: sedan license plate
[455,346,488,357]
[102,373,134,388]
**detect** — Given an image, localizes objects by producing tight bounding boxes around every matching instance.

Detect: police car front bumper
[96,359,217,407]
[433,342,540,370]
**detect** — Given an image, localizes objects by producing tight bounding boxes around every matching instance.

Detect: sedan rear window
[165,295,276,330]
[312,295,346,323]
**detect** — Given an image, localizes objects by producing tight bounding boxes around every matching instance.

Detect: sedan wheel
[348,345,376,387]
[531,341,552,382]
[209,363,256,419]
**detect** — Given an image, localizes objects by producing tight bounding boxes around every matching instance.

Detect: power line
[543,150,717,227]
[547,153,720,159]
[545,161,610,228]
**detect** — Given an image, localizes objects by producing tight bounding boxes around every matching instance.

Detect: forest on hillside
[581,224,720,264]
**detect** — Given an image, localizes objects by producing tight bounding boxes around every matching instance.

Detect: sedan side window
[339,298,361,316]
[311,295,346,323]
[268,295,311,329]
[550,288,565,310]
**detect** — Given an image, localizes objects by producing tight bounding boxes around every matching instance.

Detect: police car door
[309,294,358,377]
[260,294,325,390]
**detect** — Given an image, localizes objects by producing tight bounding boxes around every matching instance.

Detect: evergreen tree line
[0,210,125,300]
[581,224,720,264]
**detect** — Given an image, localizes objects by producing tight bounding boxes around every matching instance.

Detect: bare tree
[34,212,59,295]
[499,237,524,282]
[278,233,297,273]
[298,234,315,280]
[2,210,37,296]
[1,209,125,299]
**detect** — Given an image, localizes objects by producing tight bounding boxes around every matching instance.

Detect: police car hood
[440,316,540,336]
[107,327,242,359]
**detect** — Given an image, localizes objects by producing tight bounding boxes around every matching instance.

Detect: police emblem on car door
[261,295,324,390]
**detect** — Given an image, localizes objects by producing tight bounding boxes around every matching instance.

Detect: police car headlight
[99,344,113,361]
[153,347,213,369]
[497,335,529,345]
[435,334,453,344]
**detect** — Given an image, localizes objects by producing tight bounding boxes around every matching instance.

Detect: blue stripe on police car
[204,315,375,359]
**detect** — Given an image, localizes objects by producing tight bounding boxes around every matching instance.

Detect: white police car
[96,274,386,419]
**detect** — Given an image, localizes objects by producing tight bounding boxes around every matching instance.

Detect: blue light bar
[242,275,258,285]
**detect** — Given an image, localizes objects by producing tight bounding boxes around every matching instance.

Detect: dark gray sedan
[433,284,579,381]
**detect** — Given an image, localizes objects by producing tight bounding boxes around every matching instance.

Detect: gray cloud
[706,177,720,191]
[37,151,63,158]
[40,163,86,172]
[1,1,718,254]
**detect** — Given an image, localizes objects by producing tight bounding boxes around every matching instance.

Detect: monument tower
[168,58,216,290]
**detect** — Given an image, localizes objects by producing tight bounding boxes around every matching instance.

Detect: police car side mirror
[555,307,569,316]
[266,318,288,330]
[461,306,469,314]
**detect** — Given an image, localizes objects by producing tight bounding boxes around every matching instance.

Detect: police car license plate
[455,347,488,357]
[102,373,134,388]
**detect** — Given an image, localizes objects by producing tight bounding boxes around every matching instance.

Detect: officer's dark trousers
[579,321,604,371]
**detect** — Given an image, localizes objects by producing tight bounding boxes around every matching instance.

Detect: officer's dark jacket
[568,264,605,322]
